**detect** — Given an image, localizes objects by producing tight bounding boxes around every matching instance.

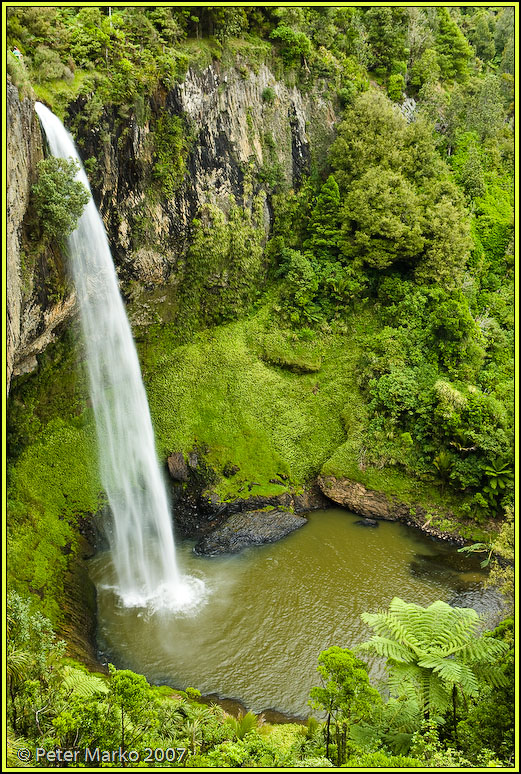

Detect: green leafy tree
[469,10,496,63]
[340,167,424,270]
[108,665,158,754]
[31,157,89,242]
[362,7,407,73]
[309,647,380,765]
[32,45,68,82]
[408,48,440,90]
[329,91,406,188]
[282,248,319,323]
[434,8,472,83]
[357,598,509,741]
[304,174,341,262]
[414,195,472,289]
[270,25,312,67]
[425,290,477,369]
[448,75,509,143]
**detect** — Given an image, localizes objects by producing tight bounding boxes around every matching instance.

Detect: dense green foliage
[31,157,89,242]
[7,5,515,769]
[7,591,512,768]
[267,72,513,516]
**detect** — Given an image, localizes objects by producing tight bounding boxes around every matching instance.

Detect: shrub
[31,157,89,241]
[262,86,276,103]
[32,45,67,82]
[388,73,405,102]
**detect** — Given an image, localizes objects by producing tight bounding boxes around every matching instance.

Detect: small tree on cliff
[31,156,89,243]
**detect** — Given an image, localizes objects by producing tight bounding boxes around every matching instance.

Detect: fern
[7,648,33,683]
[61,665,108,697]
[357,598,508,723]
[225,710,261,740]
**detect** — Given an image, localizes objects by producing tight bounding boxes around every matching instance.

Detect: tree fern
[356,598,508,734]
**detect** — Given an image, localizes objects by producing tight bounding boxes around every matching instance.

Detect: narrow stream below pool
[89,508,503,718]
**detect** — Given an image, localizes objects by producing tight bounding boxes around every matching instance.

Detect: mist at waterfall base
[34,102,206,615]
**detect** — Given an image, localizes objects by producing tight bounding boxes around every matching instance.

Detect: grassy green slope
[139,304,368,501]
[7,336,101,623]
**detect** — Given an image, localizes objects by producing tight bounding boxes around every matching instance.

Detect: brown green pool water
[90,508,502,718]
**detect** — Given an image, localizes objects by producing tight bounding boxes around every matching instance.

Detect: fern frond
[62,665,108,697]
[456,663,480,696]
[427,673,451,715]
[7,648,33,683]
[356,636,414,663]
[473,662,508,689]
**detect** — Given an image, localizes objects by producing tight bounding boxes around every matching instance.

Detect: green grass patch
[32,69,91,120]
[255,326,322,373]
[138,305,369,501]
[7,419,101,624]
[176,37,224,70]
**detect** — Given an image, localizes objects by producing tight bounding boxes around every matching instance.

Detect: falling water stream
[35,103,205,613]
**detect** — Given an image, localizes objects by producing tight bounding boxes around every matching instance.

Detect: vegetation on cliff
[6,5,515,769]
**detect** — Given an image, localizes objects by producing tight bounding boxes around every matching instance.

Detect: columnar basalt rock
[69,63,336,291]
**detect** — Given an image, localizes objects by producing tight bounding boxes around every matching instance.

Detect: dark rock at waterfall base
[194,509,307,556]
[167,452,189,482]
[354,518,378,527]
[172,480,328,541]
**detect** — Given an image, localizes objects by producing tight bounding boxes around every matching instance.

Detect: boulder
[194,509,307,556]
[318,475,400,520]
[167,452,188,482]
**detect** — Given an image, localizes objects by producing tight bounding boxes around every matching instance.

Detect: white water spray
[35,103,205,612]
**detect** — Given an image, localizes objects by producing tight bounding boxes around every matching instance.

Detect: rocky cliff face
[69,62,336,293]
[7,62,337,389]
[7,79,76,393]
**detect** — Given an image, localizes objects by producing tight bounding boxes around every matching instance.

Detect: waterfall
[35,103,204,612]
